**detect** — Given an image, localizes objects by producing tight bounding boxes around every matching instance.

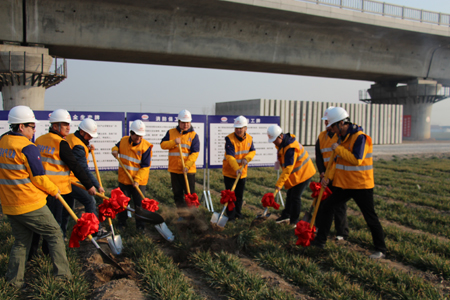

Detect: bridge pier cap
[0,45,66,111]
[363,79,449,141]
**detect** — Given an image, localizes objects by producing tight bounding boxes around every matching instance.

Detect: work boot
[276,216,289,224]
[369,251,385,259]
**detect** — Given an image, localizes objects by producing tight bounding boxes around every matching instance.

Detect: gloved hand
[87,186,96,195]
[112,150,118,158]
[98,186,105,194]
[241,159,248,167]
[133,181,139,188]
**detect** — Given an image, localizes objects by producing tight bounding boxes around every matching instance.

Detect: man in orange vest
[222,116,256,221]
[161,110,199,214]
[0,106,71,288]
[63,118,106,239]
[112,119,153,231]
[315,107,349,241]
[32,109,100,256]
[267,125,316,227]
[313,107,386,259]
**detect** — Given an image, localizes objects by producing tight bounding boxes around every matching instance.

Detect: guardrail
[296,0,450,26]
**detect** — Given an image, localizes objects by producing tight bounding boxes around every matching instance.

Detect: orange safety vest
[117,136,152,185]
[333,131,374,189]
[318,130,338,169]
[276,135,316,190]
[66,133,89,183]
[0,134,53,215]
[222,133,255,179]
[35,133,72,194]
[165,128,198,174]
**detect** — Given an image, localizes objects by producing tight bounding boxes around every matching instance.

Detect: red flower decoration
[185,193,200,208]
[261,193,280,210]
[142,198,160,212]
[69,213,99,248]
[111,188,131,209]
[309,182,332,201]
[220,190,236,211]
[98,199,117,222]
[295,220,316,247]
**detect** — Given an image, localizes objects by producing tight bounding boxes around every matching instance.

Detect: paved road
[304,141,450,158]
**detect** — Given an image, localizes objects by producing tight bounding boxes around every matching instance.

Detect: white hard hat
[234,115,248,128]
[267,125,283,143]
[8,105,39,124]
[49,109,71,124]
[178,109,192,122]
[322,106,335,120]
[130,120,146,136]
[326,107,349,127]
[79,118,98,138]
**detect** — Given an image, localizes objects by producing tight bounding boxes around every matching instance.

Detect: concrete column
[0,45,64,110]
[365,79,448,141]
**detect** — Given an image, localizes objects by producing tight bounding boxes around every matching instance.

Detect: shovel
[71,181,164,224]
[256,190,279,219]
[91,149,123,255]
[210,165,243,228]
[178,144,199,206]
[55,193,125,273]
[115,156,174,242]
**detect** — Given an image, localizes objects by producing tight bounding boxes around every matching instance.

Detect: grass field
[1,155,450,299]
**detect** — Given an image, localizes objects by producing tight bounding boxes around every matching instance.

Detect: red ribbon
[97,188,131,222]
[309,181,332,201]
[185,193,200,208]
[69,213,99,248]
[220,190,236,211]
[295,220,316,247]
[142,198,159,212]
[261,193,280,210]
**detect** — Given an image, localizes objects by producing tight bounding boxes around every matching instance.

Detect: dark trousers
[117,183,146,229]
[281,178,311,225]
[170,172,195,209]
[223,176,246,220]
[329,184,349,237]
[315,188,387,253]
[28,195,63,259]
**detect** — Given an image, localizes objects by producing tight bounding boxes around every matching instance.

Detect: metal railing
[296,0,450,26]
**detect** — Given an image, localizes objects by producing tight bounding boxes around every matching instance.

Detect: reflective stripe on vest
[169,152,188,157]
[120,153,141,164]
[120,164,140,172]
[0,163,26,170]
[45,170,71,176]
[282,151,306,168]
[336,164,373,171]
[320,147,332,153]
[292,157,311,173]
[40,156,66,165]
[0,178,32,185]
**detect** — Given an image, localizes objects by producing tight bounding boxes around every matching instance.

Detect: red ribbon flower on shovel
[309,182,332,201]
[185,193,200,208]
[220,190,236,211]
[261,192,280,210]
[69,213,99,248]
[295,220,316,247]
[142,198,160,212]
[98,188,131,222]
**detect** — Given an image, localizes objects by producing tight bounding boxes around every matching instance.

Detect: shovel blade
[154,222,175,242]
[107,234,123,256]
[134,206,164,224]
[210,212,228,228]
[302,211,312,223]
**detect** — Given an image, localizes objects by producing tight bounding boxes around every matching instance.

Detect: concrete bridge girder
[1,0,450,85]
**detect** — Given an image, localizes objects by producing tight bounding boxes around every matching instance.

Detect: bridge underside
[1,0,450,86]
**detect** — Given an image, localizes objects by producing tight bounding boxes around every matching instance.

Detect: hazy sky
[17,0,450,125]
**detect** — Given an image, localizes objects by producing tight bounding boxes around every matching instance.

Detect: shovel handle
[55,193,94,241]
[178,144,191,194]
[114,156,146,200]
[71,181,109,200]
[309,150,336,228]
[231,165,245,192]
[216,202,228,224]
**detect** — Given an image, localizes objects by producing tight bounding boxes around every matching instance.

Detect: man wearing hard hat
[313,107,386,259]
[267,125,316,227]
[315,107,349,241]
[62,118,107,239]
[32,109,102,256]
[222,115,256,221]
[0,106,72,287]
[161,109,200,212]
[112,119,153,231]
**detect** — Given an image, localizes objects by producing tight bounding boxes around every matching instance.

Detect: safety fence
[295,0,450,26]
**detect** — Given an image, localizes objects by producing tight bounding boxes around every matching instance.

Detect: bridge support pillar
[0,45,66,110]
[362,79,449,141]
